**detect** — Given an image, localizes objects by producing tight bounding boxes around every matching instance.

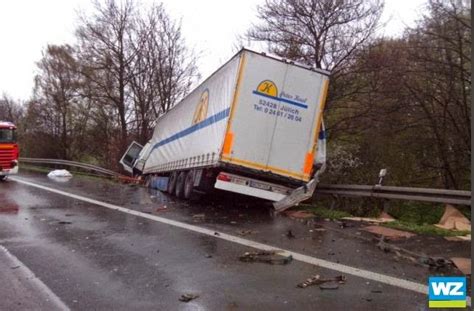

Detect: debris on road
[236,229,255,236]
[286,230,295,239]
[297,274,346,288]
[435,205,471,231]
[155,205,168,213]
[179,293,199,302]
[239,250,293,265]
[10,266,20,269]
[361,225,415,239]
[284,210,314,219]
[58,221,72,225]
[450,257,471,275]
[418,256,453,270]
[192,214,205,222]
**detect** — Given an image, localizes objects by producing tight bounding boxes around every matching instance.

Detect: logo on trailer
[252,80,308,109]
[428,276,467,308]
[192,89,209,125]
[256,80,278,97]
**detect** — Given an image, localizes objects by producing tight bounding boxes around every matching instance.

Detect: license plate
[249,181,271,191]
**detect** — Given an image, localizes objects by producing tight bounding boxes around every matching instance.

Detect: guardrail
[315,184,471,206]
[19,157,122,178]
[19,157,471,205]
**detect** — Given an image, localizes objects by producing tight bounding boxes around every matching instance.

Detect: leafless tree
[247,0,384,75]
[129,3,199,144]
[76,0,137,150]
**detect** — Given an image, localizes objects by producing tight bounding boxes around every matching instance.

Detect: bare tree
[34,45,83,159]
[76,0,137,150]
[247,0,384,75]
[129,3,199,144]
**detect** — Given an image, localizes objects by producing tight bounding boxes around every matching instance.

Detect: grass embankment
[300,200,471,237]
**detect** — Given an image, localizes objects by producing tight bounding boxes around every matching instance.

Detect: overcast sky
[0,0,426,101]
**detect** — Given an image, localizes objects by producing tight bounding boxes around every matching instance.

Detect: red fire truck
[0,121,19,180]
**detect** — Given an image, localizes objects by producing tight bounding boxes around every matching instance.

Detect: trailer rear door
[222,51,328,182]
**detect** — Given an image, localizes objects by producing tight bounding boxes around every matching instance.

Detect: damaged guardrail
[314,184,471,206]
[19,157,122,178]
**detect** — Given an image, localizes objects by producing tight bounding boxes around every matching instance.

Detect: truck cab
[0,121,19,180]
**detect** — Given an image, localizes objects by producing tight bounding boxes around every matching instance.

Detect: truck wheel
[175,171,186,198]
[167,172,178,194]
[184,170,195,200]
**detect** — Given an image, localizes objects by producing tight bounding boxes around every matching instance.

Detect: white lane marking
[12,177,471,305]
[0,245,70,311]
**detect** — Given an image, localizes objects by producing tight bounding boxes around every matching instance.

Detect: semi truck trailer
[120,49,329,209]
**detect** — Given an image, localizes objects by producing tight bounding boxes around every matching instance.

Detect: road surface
[0,171,469,310]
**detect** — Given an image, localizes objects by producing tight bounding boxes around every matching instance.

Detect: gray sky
[0,0,426,101]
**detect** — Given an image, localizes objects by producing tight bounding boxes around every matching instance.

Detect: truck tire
[184,170,195,200]
[175,171,186,198]
[167,172,178,194]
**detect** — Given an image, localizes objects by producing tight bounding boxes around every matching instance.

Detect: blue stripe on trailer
[252,91,308,109]
[152,107,230,150]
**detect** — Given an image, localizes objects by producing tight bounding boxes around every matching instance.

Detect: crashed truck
[120,48,329,211]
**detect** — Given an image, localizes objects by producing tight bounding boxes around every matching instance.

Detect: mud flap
[273,163,326,213]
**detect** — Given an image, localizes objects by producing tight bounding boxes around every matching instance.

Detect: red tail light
[217,172,231,182]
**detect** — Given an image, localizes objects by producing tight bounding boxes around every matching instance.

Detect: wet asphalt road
[0,171,467,310]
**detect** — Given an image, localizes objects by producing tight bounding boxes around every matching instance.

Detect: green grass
[382,221,470,237]
[300,204,352,220]
[387,201,445,225]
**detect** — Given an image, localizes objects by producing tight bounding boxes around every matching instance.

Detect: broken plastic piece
[239,250,292,265]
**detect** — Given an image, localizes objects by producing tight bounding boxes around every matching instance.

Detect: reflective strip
[222,132,234,155]
[303,152,314,175]
[310,79,329,154]
[221,155,309,181]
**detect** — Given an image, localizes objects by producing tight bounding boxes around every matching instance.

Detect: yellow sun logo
[256,80,278,97]
[192,89,209,125]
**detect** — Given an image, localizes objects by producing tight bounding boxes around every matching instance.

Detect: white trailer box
[121,49,329,203]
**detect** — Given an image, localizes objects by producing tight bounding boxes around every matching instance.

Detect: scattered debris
[361,225,415,239]
[418,256,453,270]
[10,266,20,270]
[155,205,168,213]
[230,221,237,225]
[65,214,75,217]
[236,230,255,236]
[205,254,213,258]
[286,230,295,239]
[435,205,471,231]
[450,257,471,275]
[297,275,346,288]
[371,289,383,294]
[239,250,292,265]
[214,232,220,236]
[179,293,199,302]
[342,212,395,224]
[47,169,72,178]
[338,221,355,229]
[192,214,205,221]
[284,210,315,219]
[58,221,72,225]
